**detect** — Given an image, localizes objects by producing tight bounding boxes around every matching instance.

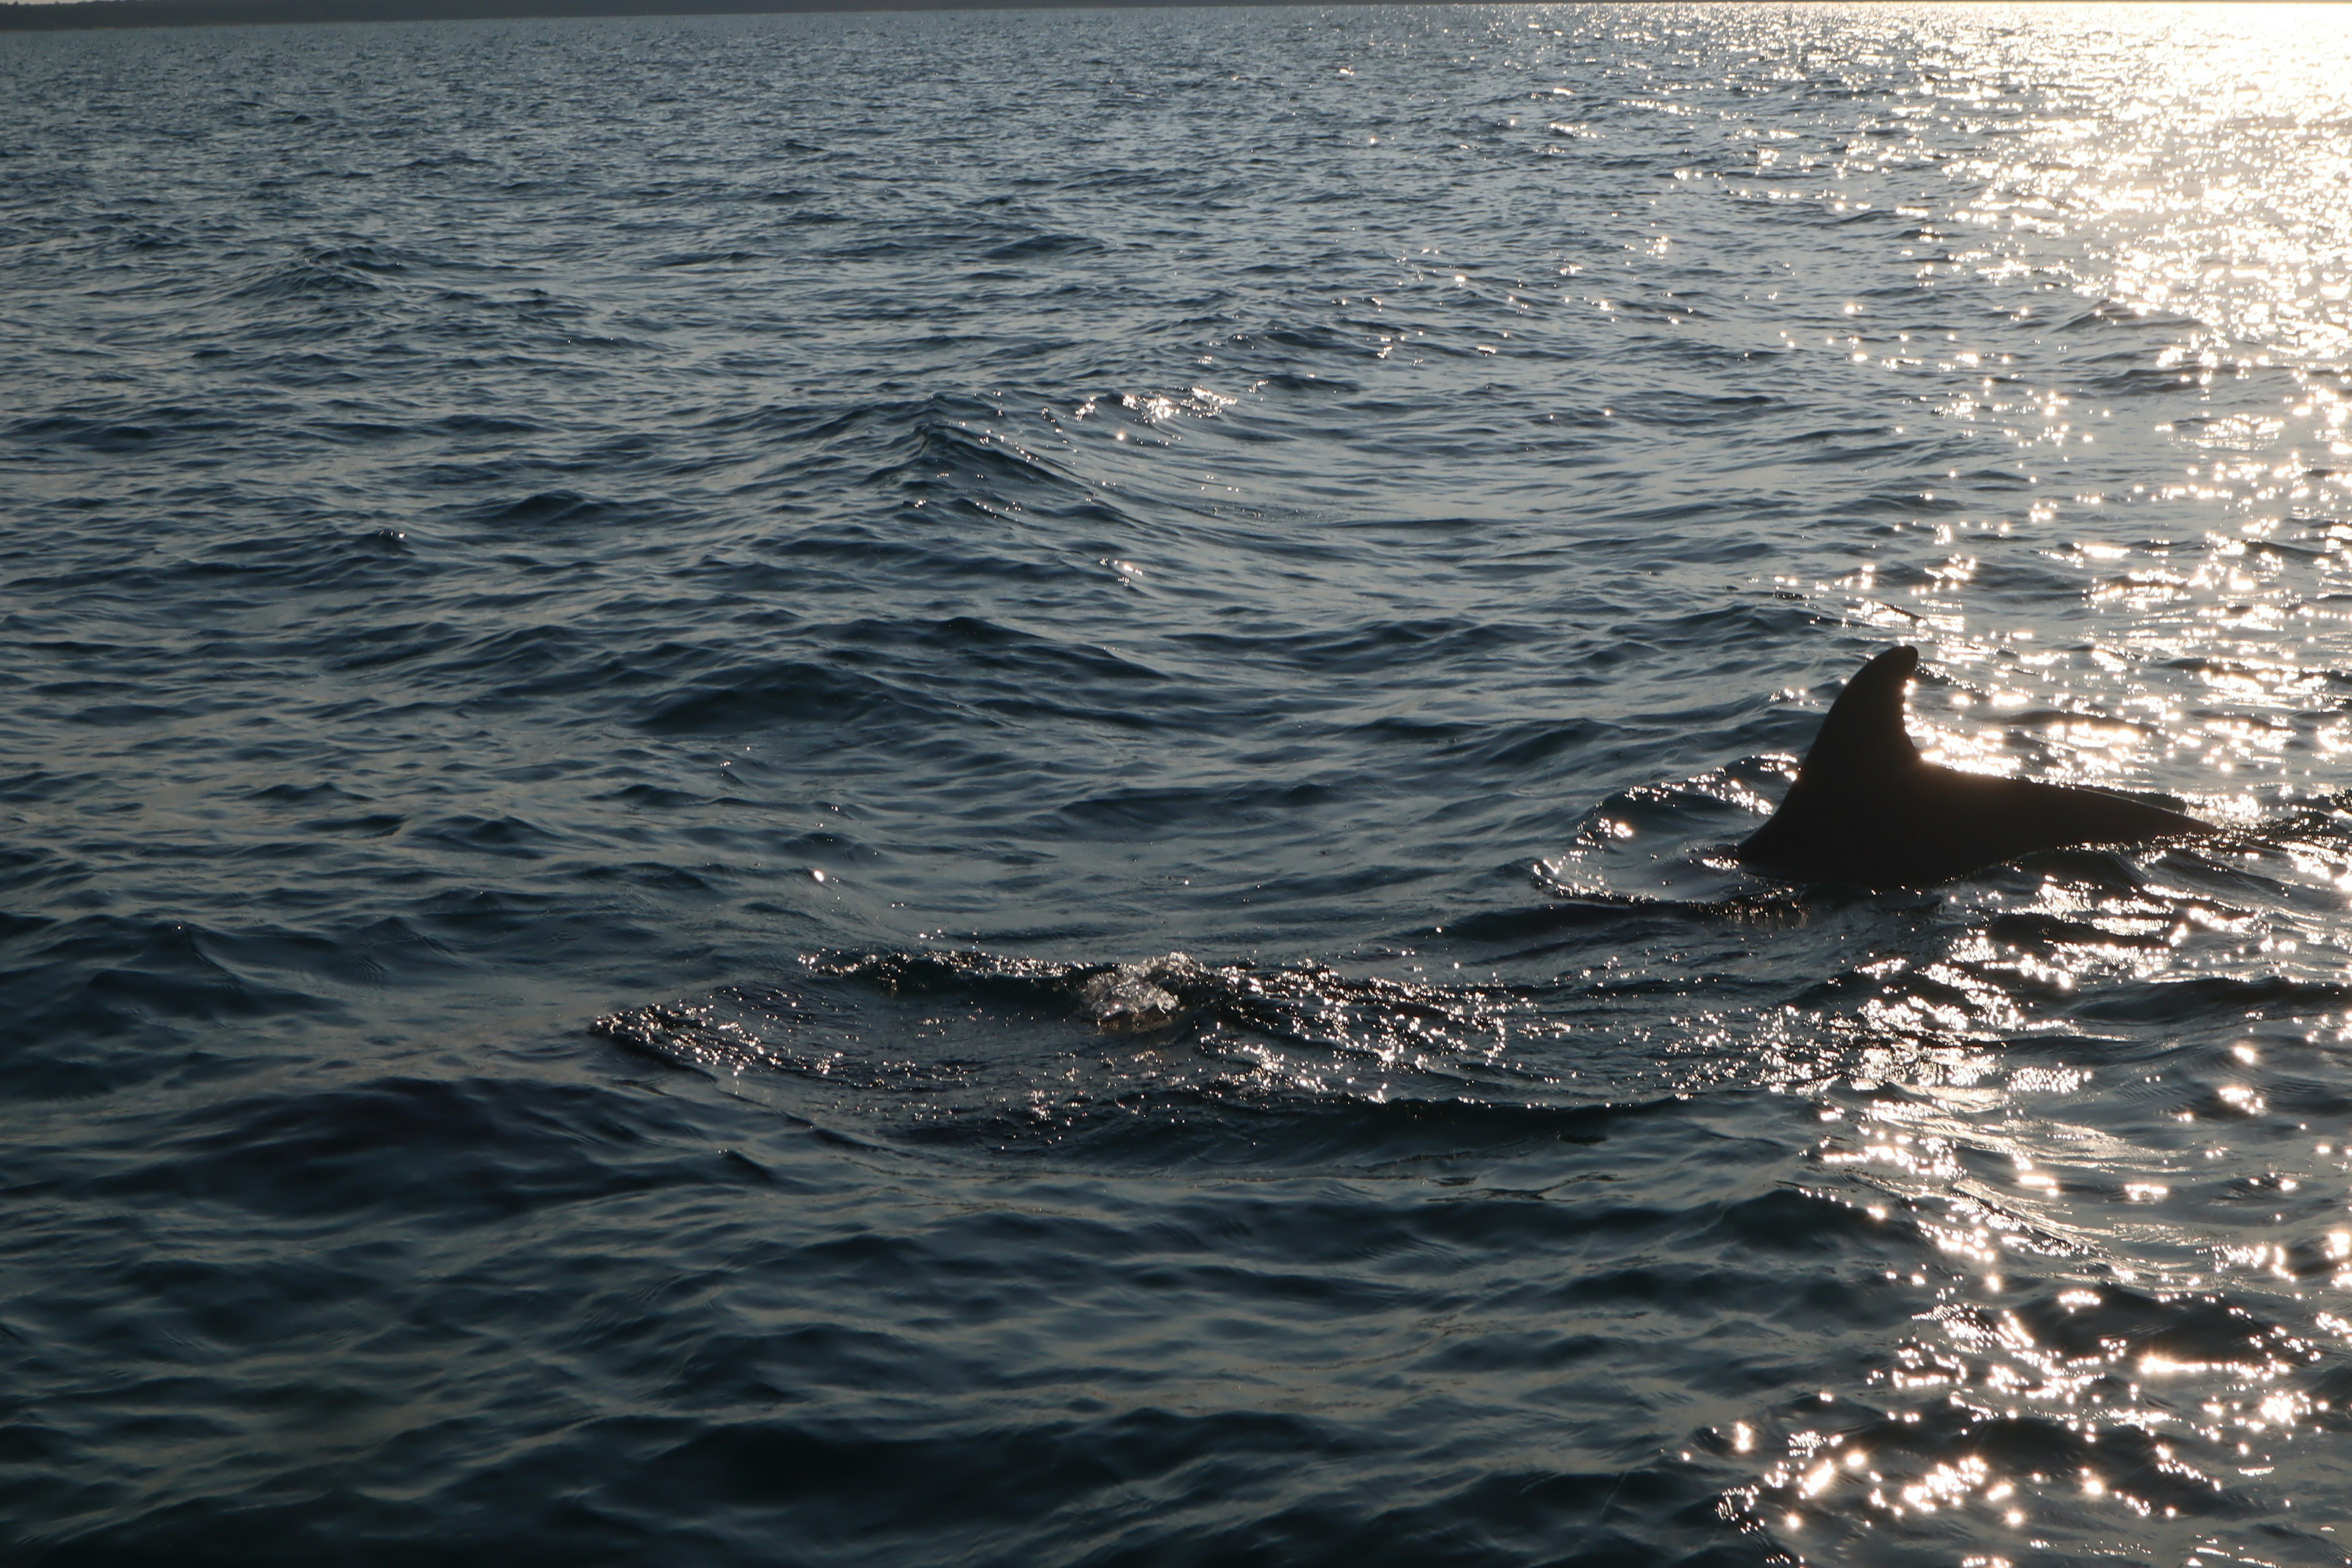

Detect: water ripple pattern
[6,6,2352,1565]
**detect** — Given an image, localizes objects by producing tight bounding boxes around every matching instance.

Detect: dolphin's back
[1734,646,2207,889]
[1915,771,2204,881]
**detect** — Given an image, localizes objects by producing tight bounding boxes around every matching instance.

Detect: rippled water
[7,4,2352,1563]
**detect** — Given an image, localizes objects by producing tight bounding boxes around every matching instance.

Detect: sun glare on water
[1517,6,2352,1561]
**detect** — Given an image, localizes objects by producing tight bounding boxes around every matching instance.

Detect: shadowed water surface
[6,4,2352,1564]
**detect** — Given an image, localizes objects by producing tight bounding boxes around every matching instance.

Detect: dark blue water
[8,5,2352,1563]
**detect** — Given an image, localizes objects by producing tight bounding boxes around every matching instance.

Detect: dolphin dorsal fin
[1800,645,1921,783]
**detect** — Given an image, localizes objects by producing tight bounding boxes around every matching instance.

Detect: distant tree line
[0,0,1319,28]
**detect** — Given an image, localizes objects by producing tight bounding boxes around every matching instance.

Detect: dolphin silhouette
[1734,646,2209,889]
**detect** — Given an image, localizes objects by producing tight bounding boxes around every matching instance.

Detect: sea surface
[6,4,2352,1563]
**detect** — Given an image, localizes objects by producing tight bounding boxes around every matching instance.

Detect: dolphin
[1734,646,2209,889]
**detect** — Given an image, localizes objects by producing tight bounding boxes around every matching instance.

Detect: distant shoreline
[7,0,1365,30]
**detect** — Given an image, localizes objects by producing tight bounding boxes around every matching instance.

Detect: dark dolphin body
[1735,646,2210,889]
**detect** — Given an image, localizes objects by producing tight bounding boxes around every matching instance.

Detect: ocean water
[6,3,2352,1562]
